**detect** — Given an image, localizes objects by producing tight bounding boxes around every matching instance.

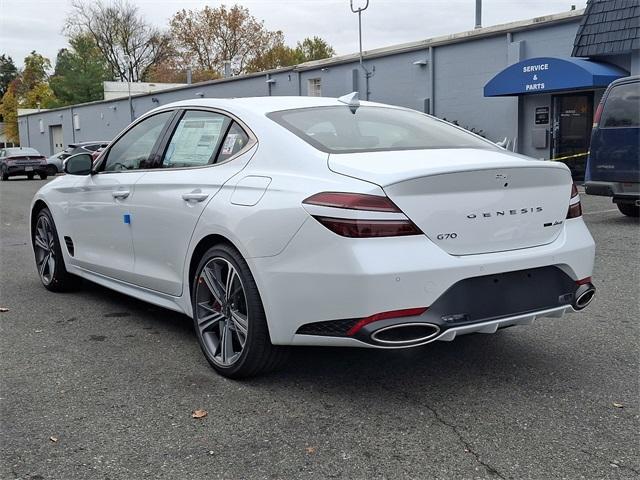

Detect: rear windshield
[601,82,640,128]
[267,106,497,153]
[6,147,41,156]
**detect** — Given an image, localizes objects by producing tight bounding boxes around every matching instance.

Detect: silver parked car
[46,141,109,176]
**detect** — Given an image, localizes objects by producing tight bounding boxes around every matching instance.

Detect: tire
[27,173,34,180]
[39,173,48,180]
[46,165,58,177]
[1,166,8,181]
[617,203,639,217]
[192,244,287,378]
[32,207,78,292]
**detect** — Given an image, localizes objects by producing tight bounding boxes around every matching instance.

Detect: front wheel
[46,165,58,177]
[192,244,287,378]
[32,207,78,292]
[1,166,8,181]
[617,203,639,217]
[27,173,34,180]
[39,172,48,180]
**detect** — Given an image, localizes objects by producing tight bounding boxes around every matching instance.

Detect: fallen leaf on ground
[612,402,624,408]
[49,436,58,442]
[305,447,316,454]
[0,307,9,312]
[192,409,208,419]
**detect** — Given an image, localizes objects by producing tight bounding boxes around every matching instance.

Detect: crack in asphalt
[386,385,507,479]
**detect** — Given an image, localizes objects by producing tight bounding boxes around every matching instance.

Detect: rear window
[267,106,497,153]
[601,82,640,128]
[6,147,41,156]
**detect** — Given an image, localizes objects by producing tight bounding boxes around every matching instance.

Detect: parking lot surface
[1,178,638,480]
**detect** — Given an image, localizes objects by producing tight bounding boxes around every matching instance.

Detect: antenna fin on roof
[337,91,360,113]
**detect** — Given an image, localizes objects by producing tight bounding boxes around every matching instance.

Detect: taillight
[593,102,603,127]
[566,183,582,219]
[313,216,421,238]
[303,192,401,212]
[303,192,423,238]
[347,307,428,336]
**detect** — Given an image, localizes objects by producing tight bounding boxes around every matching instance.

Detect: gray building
[18,2,640,177]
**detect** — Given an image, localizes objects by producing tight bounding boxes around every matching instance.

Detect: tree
[0,51,57,143]
[0,84,19,142]
[144,57,220,84]
[0,54,18,98]
[17,51,51,96]
[65,0,173,82]
[50,34,110,105]
[294,37,336,63]
[247,36,336,73]
[246,44,298,73]
[169,4,284,76]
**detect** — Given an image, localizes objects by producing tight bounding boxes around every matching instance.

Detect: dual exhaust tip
[368,282,596,345]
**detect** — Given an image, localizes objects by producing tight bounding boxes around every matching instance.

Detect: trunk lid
[328,148,573,255]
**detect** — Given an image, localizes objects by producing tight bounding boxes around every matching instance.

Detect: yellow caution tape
[549,152,589,162]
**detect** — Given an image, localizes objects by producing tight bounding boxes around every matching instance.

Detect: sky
[1,0,588,69]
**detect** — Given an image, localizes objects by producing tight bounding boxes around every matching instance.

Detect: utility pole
[475,0,482,29]
[350,0,372,100]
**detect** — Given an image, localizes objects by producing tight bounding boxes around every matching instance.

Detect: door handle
[112,190,130,199]
[182,192,209,203]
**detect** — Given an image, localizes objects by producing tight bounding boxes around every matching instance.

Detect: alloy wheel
[34,215,56,285]
[195,257,249,367]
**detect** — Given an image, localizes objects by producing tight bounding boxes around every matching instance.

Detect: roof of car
[158,96,393,116]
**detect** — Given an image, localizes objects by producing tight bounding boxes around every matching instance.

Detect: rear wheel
[27,173,34,180]
[192,244,287,378]
[1,166,8,181]
[32,208,78,292]
[617,203,639,217]
[46,165,58,177]
[39,172,48,180]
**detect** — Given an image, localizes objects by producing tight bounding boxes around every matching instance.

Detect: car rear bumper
[584,181,640,204]
[5,165,47,176]
[250,217,595,346]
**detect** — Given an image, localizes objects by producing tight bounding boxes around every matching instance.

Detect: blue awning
[484,57,628,97]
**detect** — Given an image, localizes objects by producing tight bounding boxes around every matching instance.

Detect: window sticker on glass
[164,112,227,167]
[221,133,239,155]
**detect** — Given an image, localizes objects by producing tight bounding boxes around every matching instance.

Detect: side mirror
[64,153,93,175]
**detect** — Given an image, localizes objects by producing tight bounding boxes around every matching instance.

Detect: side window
[601,82,640,128]
[216,122,250,163]
[161,111,230,168]
[103,111,173,172]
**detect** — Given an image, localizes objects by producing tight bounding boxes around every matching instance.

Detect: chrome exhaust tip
[573,283,596,311]
[370,323,441,346]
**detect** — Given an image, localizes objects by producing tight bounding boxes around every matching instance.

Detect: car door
[127,109,256,296]
[65,110,176,283]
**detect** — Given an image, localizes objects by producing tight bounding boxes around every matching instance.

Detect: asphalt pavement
[1,177,638,480]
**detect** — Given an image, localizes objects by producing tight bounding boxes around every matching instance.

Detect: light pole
[350,0,372,100]
[123,54,133,121]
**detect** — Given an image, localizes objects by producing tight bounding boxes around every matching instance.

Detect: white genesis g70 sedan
[30,95,596,378]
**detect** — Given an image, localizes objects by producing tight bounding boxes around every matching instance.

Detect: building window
[307,78,322,97]
[39,119,44,133]
[73,113,80,130]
